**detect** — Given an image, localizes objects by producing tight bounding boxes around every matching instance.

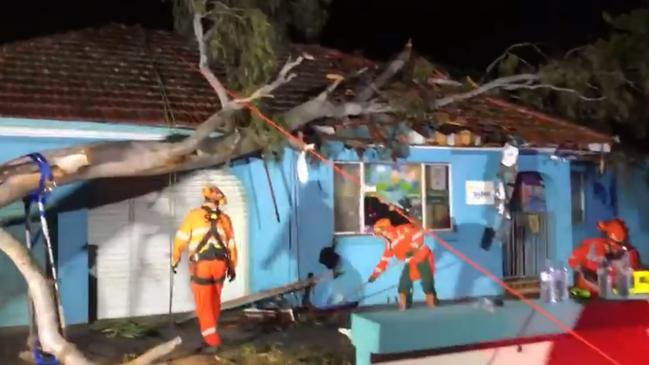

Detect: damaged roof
[0,24,612,151]
[0,24,373,126]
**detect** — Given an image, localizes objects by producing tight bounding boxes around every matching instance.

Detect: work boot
[398,293,408,311]
[201,345,220,355]
[425,294,437,308]
[196,343,220,355]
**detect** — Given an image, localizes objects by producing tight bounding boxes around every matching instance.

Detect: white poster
[466,181,495,205]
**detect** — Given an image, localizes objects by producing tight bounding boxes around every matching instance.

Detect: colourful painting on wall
[363,163,422,230]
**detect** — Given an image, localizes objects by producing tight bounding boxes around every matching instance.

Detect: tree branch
[232,55,304,104]
[0,33,392,365]
[482,42,547,82]
[355,39,412,102]
[193,13,230,107]
[284,80,392,129]
[432,74,542,108]
[501,83,606,101]
[0,228,182,365]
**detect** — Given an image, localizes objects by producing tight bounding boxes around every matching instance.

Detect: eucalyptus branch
[233,56,304,104]
[502,83,606,101]
[193,13,230,106]
[482,42,547,82]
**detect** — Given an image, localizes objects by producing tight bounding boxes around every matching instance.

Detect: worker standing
[369,218,437,310]
[172,185,237,354]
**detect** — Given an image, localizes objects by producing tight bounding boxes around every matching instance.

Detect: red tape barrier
[226,91,623,365]
[166,48,621,364]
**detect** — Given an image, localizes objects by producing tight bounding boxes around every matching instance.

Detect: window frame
[332,161,453,235]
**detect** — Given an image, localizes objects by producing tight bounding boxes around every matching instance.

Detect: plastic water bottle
[540,260,556,303]
[597,260,612,298]
[554,262,569,302]
[473,297,496,313]
[616,249,634,297]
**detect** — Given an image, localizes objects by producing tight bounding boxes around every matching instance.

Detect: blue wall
[571,161,649,265]
[0,136,97,327]
[233,145,574,306]
[616,164,649,263]
[571,164,617,248]
[0,131,581,327]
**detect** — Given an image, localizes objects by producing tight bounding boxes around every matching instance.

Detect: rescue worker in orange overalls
[369,218,437,310]
[568,218,641,297]
[172,185,237,354]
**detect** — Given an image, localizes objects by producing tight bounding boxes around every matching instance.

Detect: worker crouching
[569,218,641,298]
[369,218,438,310]
[172,185,237,354]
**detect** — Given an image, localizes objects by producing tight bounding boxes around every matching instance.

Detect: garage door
[89,169,249,320]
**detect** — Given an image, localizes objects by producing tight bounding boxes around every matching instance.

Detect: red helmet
[597,218,628,244]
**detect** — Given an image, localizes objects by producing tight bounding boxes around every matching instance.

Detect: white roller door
[89,169,250,320]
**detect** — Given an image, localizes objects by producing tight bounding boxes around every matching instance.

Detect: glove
[171,263,178,274]
[227,268,236,282]
[368,273,378,283]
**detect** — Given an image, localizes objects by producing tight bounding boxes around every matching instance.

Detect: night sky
[0,0,645,70]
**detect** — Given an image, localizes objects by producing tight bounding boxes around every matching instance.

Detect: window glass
[364,163,423,229]
[424,165,451,229]
[333,163,361,232]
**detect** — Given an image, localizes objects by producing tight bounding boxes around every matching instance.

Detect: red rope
[225,90,623,365]
[166,47,621,364]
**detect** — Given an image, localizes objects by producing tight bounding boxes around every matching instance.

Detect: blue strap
[26,153,55,204]
[32,342,59,365]
[23,154,60,365]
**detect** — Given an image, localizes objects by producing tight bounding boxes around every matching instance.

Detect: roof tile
[0,24,611,149]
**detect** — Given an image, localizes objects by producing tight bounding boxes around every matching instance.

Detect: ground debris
[91,319,160,339]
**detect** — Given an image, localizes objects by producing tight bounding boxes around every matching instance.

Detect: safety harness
[23,153,63,365]
[189,206,232,285]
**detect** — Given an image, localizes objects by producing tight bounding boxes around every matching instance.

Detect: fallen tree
[0,5,393,365]
[0,2,604,364]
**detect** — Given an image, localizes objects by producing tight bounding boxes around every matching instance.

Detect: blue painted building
[2,24,645,328]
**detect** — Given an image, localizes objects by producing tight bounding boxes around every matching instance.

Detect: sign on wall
[466,181,495,205]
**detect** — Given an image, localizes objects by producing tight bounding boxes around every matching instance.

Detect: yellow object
[172,204,237,269]
[202,185,227,205]
[630,271,649,294]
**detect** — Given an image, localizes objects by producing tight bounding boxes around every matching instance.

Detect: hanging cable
[144,28,179,325]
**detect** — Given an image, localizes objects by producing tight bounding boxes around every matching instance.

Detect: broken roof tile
[0,24,612,151]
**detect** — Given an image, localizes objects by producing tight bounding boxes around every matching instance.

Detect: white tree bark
[0,229,182,365]
[0,9,396,365]
[0,7,600,362]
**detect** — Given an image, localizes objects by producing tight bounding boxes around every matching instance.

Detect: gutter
[0,117,204,141]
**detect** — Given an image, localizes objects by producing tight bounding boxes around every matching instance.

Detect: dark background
[0,0,645,69]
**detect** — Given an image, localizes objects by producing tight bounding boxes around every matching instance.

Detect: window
[571,171,585,224]
[333,162,452,234]
[511,172,547,213]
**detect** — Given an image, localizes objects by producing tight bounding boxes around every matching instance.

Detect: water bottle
[540,260,555,303]
[597,260,612,298]
[616,249,633,297]
[473,297,496,313]
[554,261,569,302]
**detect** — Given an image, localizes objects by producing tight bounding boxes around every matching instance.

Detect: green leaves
[496,7,649,149]
[204,2,278,92]
[498,54,520,76]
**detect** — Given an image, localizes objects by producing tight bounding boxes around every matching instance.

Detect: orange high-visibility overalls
[173,204,237,347]
[372,224,436,296]
[569,237,640,295]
